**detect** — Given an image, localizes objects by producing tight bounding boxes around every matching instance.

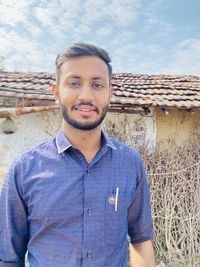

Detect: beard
[60,103,109,131]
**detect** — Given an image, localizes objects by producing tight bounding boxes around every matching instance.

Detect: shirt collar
[56,128,72,154]
[56,128,116,154]
[102,132,117,150]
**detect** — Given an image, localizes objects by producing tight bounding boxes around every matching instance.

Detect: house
[0,70,200,188]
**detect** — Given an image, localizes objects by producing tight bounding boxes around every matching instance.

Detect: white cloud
[34,4,59,27]
[77,0,141,29]
[59,0,81,21]
[25,23,45,39]
[143,17,174,35]
[0,28,14,55]
[81,0,108,24]
[142,0,175,36]
[109,0,141,26]
[113,38,200,75]
[109,33,167,74]
[73,24,91,36]
[33,1,83,40]
[0,0,29,26]
[163,39,200,75]
[0,27,54,71]
[0,0,199,77]
[97,27,112,37]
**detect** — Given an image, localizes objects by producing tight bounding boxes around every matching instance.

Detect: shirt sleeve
[0,158,28,267]
[128,155,154,244]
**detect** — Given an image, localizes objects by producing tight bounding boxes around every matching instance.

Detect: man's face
[53,56,113,131]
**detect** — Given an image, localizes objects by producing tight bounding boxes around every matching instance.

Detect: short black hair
[55,42,112,84]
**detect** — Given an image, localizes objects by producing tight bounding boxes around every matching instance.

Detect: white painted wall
[0,110,61,190]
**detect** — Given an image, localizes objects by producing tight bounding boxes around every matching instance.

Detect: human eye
[92,82,105,89]
[67,81,80,88]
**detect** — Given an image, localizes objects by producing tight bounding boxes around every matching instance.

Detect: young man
[0,43,156,267]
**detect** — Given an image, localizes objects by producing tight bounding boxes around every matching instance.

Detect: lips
[72,104,98,118]
[73,104,97,113]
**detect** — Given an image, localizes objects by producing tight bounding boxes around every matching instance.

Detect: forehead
[59,56,109,80]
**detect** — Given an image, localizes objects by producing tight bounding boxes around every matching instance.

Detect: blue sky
[0,0,200,75]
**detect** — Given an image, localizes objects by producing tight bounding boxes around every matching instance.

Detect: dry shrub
[138,136,200,267]
[106,125,200,267]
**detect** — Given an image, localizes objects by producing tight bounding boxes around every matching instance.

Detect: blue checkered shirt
[0,129,153,267]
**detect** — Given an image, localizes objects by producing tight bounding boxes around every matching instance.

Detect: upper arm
[128,156,154,244]
[0,158,28,264]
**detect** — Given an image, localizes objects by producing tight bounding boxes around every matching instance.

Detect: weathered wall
[0,110,156,190]
[0,110,61,190]
[156,108,200,145]
[104,111,156,148]
[2,107,199,190]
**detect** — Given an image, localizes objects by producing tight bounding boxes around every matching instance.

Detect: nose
[78,84,95,102]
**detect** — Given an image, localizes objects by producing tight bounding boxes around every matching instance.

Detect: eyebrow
[65,74,106,81]
[65,75,81,79]
[91,76,106,81]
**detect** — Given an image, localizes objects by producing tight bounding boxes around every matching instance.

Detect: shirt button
[86,169,90,174]
[87,208,93,216]
[87,250,92,258]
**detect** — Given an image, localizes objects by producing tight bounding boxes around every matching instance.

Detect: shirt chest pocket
[105,192,131,245]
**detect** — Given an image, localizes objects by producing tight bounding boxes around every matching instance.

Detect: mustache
[72,103,99,114]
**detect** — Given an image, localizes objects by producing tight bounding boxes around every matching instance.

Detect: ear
[109,86,113,101]
[51,84,59,104]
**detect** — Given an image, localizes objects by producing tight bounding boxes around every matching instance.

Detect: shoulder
[109,136,142,162]
[12,137,57,168]
[108,137,146,182]
[4,138,57,193]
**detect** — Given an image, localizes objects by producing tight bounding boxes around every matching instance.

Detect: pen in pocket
[115,187,119,211]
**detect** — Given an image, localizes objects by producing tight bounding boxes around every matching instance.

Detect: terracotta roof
[0,71,200,113]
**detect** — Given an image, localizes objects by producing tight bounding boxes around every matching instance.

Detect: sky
[0,0,200,76]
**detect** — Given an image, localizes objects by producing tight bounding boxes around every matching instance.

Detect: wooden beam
[0,91,54,100]
[0,105,59,118]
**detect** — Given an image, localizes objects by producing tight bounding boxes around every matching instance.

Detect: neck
[61,120,102,160]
